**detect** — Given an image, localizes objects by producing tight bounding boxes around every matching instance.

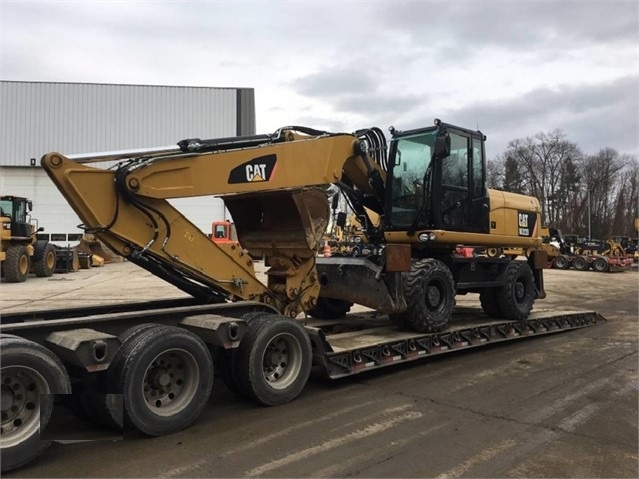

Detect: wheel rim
[1,366,48,448]
[261,333,302,390]
[426,284,442,310]
[514,280,526,303]
[46,251,55,269]
[141,349,199,416]
[19,255,28,275]
[555,257,566,268]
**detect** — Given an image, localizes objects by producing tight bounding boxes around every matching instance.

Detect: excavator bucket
[224,188,329,258]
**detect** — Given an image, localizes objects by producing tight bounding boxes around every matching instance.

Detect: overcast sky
[1,0,637,159]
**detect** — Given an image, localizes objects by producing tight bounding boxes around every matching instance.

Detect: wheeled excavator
[6,120,603,473]
[41,119,548,331]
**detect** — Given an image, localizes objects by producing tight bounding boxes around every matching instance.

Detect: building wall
[0,81,255,244]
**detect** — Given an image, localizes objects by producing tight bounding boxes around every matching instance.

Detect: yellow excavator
[42,119,548,330]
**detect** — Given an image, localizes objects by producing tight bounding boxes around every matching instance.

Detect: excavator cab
[384,120,490,235]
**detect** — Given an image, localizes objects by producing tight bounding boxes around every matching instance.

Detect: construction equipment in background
[0,195,56,282]
[2,120,607,471]
[211,220,240,246]
[550,232,632,272]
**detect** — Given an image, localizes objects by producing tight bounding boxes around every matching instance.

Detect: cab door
[434,131,489,233]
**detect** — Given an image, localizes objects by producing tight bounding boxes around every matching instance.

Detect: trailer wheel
[236,315,312,406]
[404,259,455,333]
[1,337,71,472]
[308,298,353,319]
[592,256,609,272]
[496,261,535,321]
[553,254,570,270]
[4,246,30,283]
[32,242,56,278]
[479,288,502,318]
[79,324,163,430]
[107,325,213,436]
[217,312,268,396]
[573,255,589,271]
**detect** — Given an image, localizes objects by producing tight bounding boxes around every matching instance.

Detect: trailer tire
[553,254,570,270]
[479,288,502,318]
[496,261,535,321]
[573,255,589,271]
[107,325,213,436]
[236,315,312,406]
[308,298,353,319]
[404,259,455,333]
[592,256,609,272]
[32,242,56,278]
[1,337,71,472]
[4,246,30,283]
[217,311,268,396]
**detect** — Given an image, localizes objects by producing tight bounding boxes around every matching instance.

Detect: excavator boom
[41,129,369,317]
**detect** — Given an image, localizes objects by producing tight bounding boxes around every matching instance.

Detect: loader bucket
[75,237,119,264]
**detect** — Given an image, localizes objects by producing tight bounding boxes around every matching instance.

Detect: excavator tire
[32,241,56,278]
[404,259,455,333]
[573,255,589,271]
[479,288,502,318]
[592,256,610,272]
[496,260,535,321]
[0,336,71,472]
[308,298,353,319]
[553,254,570,270]
[235,315,312,406]
[4,245,30,283]
[106,325,213,436]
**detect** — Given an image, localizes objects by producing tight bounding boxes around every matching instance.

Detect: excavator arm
[41,128,374,318]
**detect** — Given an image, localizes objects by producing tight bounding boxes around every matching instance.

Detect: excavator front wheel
[403,259,456,333]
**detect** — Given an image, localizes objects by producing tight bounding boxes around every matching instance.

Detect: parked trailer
[0,300,603,471]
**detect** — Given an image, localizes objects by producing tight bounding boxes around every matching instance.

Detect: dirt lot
[1,261,637,478]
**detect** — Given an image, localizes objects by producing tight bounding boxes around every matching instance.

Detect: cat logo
[228,154,277,184]
[246,163,267,182]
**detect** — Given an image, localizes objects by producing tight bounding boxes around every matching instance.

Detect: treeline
[486,130,638,240]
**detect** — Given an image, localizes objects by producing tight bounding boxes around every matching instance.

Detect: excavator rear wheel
[496,261,535,321]
[403,259,456,333]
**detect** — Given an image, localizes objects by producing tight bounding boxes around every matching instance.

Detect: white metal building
[0,81,256,244]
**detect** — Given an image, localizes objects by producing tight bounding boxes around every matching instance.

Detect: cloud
[1,0,637,158]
